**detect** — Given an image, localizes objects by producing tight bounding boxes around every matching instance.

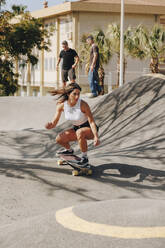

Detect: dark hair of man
[87,35,94,41]
[62,40,68,45]
[50,83,81,103]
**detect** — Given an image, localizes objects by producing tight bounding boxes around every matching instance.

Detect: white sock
[67,148,73,152]
[81,152,87,158]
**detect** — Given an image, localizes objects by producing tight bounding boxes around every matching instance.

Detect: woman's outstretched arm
[45,103,63,129]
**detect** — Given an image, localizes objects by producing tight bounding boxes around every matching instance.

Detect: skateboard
[57,154,93,176]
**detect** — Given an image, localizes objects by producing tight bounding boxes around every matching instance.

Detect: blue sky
[3,0,78,12]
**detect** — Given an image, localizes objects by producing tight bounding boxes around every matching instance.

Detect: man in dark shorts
[86,35,102,97]
[56,40,79,87]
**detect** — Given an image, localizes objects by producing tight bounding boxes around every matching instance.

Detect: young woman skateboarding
[45,83,100,167]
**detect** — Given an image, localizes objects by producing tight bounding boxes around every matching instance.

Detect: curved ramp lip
[56,206,165,239]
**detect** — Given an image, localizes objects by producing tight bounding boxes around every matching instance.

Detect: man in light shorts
[56,40,79,87]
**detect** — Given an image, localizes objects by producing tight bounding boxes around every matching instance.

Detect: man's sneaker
[56,148,74,157]
[76,156,89,168]
[98,89,104,96]
[86,93,97,98]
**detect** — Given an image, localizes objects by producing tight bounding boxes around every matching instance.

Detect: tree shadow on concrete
[92,162,165,191]
[1,157,165,198]
[0,123,79,160]
[93,75,165,133]
[0,158,99,201]
[0,76,165,164]
[87,75,165,166]
[0,75,165,197]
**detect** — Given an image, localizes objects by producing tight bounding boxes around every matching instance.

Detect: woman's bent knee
[76,130,85,140]
[56,134,61,144]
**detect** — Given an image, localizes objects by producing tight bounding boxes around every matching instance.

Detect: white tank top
[64,98,88,126]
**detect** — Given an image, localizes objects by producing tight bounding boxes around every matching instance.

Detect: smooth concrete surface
[0,74,165,248]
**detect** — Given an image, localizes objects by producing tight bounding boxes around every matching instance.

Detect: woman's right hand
[93,136,100,147]
[45,122,54,129]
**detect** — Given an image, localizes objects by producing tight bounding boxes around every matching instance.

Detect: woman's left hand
[94,137,100,147]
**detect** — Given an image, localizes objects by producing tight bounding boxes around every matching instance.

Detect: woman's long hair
[50,83,81,103]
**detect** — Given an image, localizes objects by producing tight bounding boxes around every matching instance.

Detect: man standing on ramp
[86,35,102,97]
[56,40,79,87]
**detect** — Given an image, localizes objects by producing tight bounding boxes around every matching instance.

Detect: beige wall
[18,15,74,95]
[43,15,73,87]
[43,18,57,87]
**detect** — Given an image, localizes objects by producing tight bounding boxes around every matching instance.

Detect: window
[45,58,48,71]
[54,57,56,70]
[49,57,53,71]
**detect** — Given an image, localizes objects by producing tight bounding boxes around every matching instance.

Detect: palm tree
[132,24,165,73]
[123,25,148,76]
[79,29,111,94]
[0,0,6,12]
[124,25,147,60]
[79,33,90,74]
[12,5,27,15]
[106,23,127,87]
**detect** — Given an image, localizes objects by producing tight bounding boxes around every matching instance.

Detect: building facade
[17,0,165,96]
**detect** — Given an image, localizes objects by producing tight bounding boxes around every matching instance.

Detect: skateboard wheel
[87,169,92,175]
[57,160,64,166]
[72,170,79,176]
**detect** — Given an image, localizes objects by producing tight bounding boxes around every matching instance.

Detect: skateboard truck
[57,154,92,176]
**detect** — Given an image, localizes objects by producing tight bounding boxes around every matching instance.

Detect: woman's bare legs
[56,129,77,149]
[76,127,94,152]
[56,127,94,152]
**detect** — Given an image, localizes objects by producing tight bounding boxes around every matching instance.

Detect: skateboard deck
[57,154,92,176]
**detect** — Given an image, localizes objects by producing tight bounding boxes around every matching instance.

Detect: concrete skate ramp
[0,74,165,165]
[0,75,165,247]
[91,73,165,167]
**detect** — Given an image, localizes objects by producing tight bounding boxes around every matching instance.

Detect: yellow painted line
[56,207,165,239]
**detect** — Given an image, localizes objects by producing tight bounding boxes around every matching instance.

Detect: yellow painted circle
[56,207,165,239]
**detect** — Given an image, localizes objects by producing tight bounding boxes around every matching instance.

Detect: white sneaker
[86,93,97,98]
[56,148,74,157]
